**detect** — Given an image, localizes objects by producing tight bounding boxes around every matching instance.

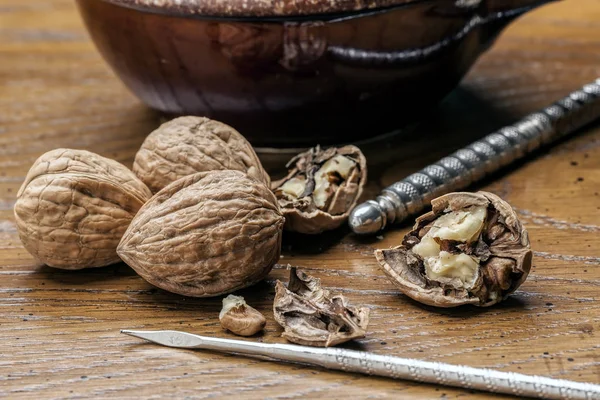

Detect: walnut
[219,294,266,336]
[273,267,370,347]
[117,170,284,297]
[271,145,367,234]
[14,149,152,269]
[375,192,532,307]
[133,116,270,193]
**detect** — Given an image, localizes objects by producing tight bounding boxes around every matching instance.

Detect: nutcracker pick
[349,79,600,235]
[121,329,600,400]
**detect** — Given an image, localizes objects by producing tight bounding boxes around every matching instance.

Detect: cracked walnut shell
[117,170,284,297]
[133,116,270,193]
[271,145,367,234]
[273,267,370,347]
[375,191,532,307]
[14,149,152,269]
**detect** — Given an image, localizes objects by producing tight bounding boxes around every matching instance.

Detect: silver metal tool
[122,329,600,399]
[349,79,600,235]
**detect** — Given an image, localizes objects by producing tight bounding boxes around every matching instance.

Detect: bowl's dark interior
[77,0,547,146]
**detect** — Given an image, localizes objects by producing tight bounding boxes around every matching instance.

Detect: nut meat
[14,149,152,269]
[133,116,270,193]
[273,267,370,347]
[272,145,367,234]
[375,192,532,307]
[117,170,284,297]
[219,294,266,336]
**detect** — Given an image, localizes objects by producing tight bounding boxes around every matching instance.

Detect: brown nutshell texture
[117,170,284,297]
[14,149,152,269]
[273,267,370,347]
[271,145,367,234]
[375,191,532,307]
[133,116,270,193]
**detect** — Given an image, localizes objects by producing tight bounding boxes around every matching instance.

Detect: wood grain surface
[1,0,599,398]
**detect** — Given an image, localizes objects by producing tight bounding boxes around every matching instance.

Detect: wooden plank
[0,0,599,398]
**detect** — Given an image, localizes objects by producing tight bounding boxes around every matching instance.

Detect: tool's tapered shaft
[349,79,600,235]
[122,329,600,399]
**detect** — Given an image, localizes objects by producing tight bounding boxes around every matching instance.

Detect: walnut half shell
[375,192,532,307]
[271,145,367,234]
[273,267,370,347]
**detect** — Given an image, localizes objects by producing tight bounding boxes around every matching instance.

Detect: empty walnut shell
[117,170,284,297]
[271,145,367,234]
[273,267,370,347]
[133,116,270,193]
[14,149,152,269]
[375,192,532,307]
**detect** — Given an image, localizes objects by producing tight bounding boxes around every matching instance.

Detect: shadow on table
[35,262,275,309]
[36,262,137,281]
[261,85,520,176]
[281,227,351,255]
[263,85,526,253]
[402,294,528,318]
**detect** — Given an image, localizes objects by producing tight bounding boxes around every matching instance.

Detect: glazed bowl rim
[100,0,430,19]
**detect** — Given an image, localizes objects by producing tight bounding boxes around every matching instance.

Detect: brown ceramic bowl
[76,0,553,145]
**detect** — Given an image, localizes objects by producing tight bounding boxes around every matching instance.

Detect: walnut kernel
[219,294,266,336]
[272,145,367,234]
[375,192,532,307]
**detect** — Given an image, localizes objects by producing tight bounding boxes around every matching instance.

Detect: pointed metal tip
[119,329,200,348]
[120,329,153,342]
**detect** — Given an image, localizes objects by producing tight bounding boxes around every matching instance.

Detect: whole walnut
[14,149,152,269]
[375,192,532,307]
[133,116,270,193]
[117,170,284,297]
[272,145,367,234]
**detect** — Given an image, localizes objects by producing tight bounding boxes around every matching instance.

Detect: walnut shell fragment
[117,170,284,297]
[133,116,270,193]
[219,294,266,336]
[375,192,532,308]
[271,145,367,234]
[273,267,370,347]
[14,149,152,269]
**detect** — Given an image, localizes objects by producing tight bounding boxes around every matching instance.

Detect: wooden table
[1,1,599,398]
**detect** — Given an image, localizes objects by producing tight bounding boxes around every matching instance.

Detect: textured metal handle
[349,78,600,235]
[316,348,598,400]
[122,330,600,400]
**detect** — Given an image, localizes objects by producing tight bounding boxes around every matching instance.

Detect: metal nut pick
[349,78,600,235]
[121,329,600,400]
